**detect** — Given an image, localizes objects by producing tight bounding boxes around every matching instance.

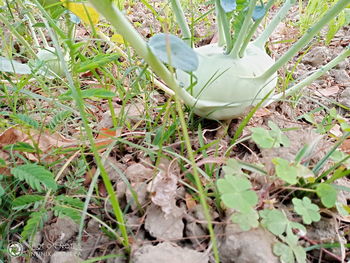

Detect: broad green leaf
[231,208,259,231]
[220,0,237,12]
[148,33,198,72]
[0,184,4,197]
[292,197,321,224]
[217,174,258,213]
[75,54,119,73]
[273,158,298,185]
[0,57,31,74]
[11,164,57,192]
[12,195,45,210]
[260,209,288,236]
[316,183,337,208]
[81,88,116,98]
[250,127,275,148]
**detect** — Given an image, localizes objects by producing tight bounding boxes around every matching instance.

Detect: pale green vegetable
[176,43,277,119]
[88,0,350,120]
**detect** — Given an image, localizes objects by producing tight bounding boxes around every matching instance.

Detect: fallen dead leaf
[185,193,197,210]
[95,128,121,149]
[341,139,350,153]
[0,126,76,162]
[318,86,339,97]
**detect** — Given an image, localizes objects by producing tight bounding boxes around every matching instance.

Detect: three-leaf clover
[292,197,321,224]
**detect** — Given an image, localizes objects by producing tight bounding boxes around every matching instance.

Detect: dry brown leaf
[318,86,339,97]
[148,169,178,214]
[341,139,350,153]
[95,128,121,149]
[0,126,76,162]
[185,193,197,210]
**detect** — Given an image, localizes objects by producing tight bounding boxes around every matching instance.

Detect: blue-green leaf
[148,33,198,72]
[252,5,266,21]
[220,0,237,12]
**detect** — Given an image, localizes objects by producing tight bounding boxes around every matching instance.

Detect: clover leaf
[292,197,321,224]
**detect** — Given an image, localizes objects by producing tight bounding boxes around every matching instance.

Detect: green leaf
[0,57,31,74]
[0,184,4,197]
[11,164,57,192]
[253,5,266,21]
[21,210,48,240]
[250,122,290,149]
[55,195,84,209]
[12,195,45,210]
[217,174,258,213]
[250,127,275,148]
[273,158,298,185]
[81,88,116,98]
[75,54,119,73]
[3,142,37,153]
[260,209,288,236]
[231,208,259,231]
[292,197,321,224]
[47,110,72,130]
[148,33,198,72]
[316,183,337,208]
[220,0,237,12]
[222,159,243,175]
[12,113,39,129]
[53,205,81,223]
[273,242,295,263]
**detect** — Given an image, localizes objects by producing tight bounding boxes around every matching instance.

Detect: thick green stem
[230,0,258,58]
[268,45,350,103]
[239,0,276,56]
[170,0,192,46]
[259,0,349,81]
[215,2,226,47]
[254,0,295,49]
[215,0,233,51]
